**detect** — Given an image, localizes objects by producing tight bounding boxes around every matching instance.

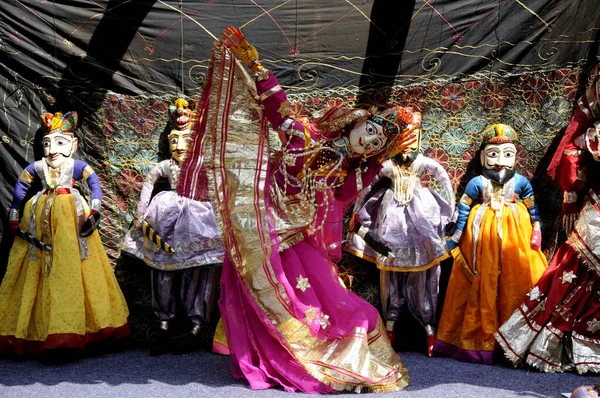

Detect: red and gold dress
[495,81,600,373]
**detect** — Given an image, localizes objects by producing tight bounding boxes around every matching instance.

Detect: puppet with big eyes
[122,99,223,355]
[0,111,129,355]
[345,110,454,356]
[174,27,417,393]
[434,123,547,364]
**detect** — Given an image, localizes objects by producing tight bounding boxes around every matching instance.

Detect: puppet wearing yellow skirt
[434,124,547,364]
[0,112,129,355]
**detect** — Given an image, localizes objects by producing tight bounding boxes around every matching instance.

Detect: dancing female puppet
[495,76,600,373]
[177,27,418,393]
[434,124,547,364]
[0,112,129,355]
[122,99,223,351]
[345,118,455,356]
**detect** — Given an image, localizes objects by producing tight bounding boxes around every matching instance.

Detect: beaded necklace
[42,159,64,189]
[277,138,350,233]
[391,160,418,205]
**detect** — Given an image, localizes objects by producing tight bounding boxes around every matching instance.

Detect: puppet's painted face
[42,132,77,169]
[169,129,192,163]
[348,119,387,157]
[481,143,516,184]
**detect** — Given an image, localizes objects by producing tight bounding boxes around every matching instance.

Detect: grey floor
[1,347,596,397]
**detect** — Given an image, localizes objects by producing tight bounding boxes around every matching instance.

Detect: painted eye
[42,141,50,147]
[56,139,66,145]
[487,151,498,157]
[170,138,178,144]
[366,122,375,135]
[371,139,382,149]
[505,152,514,158]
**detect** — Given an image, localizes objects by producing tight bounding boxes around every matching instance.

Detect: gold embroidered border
[259,84,282,102]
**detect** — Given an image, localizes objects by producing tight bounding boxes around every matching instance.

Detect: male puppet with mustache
[434,124,547,364]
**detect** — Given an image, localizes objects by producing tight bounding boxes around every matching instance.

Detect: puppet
[434,123,547,364]
[122,100,223,353]
[177,27,418,392]
[0,111,129,355]
[346,116,454,356]
[495,77,600,373]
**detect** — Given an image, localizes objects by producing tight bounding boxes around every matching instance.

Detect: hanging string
[51,0,58,93]
[179,0,184,96]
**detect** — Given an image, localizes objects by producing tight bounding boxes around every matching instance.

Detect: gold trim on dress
[259,84,282,101]
[376,252,450,272]
[278,232,304,251]
[344,246,377,264]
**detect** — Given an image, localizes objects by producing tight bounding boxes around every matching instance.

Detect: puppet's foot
[173,324,206,354]
[386,330,396,346]
[150,321,172,356]
[385,320,396,346]
[425,324,436,357]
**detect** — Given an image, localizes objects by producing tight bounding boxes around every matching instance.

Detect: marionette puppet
[0,111,129,355]
[495,76,600,373]
[122,99,223,354]
[434,123,547,364]
[345,114,455,356]
[174,27,420,393]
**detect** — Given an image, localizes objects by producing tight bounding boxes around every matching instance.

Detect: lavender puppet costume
[122,100,223,344]
[346,120,454,355]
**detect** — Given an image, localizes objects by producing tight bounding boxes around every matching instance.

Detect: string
[179,0,184,95]
[422,0,459,41]
[51,0,58,93]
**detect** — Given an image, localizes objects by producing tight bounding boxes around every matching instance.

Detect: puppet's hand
[530,229,542,250]
[8,209,19,235]
[8,220,18,235]
[364,234,392,257]
[446,229,462,250]
[357,225,391,256]
[80,210,101,237]
[348,214,360,234]
[133,212,144,229]
[222,26,264,75]
[446,238,459,251]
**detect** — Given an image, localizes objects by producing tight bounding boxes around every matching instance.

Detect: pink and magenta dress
[178,42,409,393]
